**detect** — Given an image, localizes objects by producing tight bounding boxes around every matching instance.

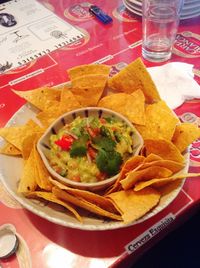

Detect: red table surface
[0,1,200,267]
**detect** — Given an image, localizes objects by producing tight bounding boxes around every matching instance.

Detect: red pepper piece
[88,146,97,160]
[55,135,74,151]
[87,126,100,138]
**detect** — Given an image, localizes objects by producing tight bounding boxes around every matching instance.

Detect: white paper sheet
[0,0,85,73]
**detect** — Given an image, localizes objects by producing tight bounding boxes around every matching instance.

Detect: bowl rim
[37,107,144,189]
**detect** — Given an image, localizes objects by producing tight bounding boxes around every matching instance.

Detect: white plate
[181,11,200,19]
[128,0,142,5]
[123,0,142,16]
[123,0,200,20]
[128,0,200,8]
[0,103,190,230]
[126,0,142,12]
[182,1,200,11]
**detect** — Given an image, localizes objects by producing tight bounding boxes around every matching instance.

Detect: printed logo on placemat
[125,213,175,254]
[173,31,200,58]
[179,112,200,164]
[5,61,37,74]
[113,5,137,22]
[64,2,93,21]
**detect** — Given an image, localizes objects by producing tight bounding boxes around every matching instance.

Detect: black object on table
[131,210,200,268]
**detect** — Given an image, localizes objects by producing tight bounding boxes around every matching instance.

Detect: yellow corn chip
[59,87,82,114]
[134,172,200,191]
[108,58,161,103]
[0,119,41,151]
[70,86,104,107]
[98,90,146,125]
[53,187,122,221]
[135,101,179,141]
[0,142,21,156]
[26,191,82,222]
[145,153,163,162]
[12,87,61,111]
[139,159,184,173]
[68,64,111,80]
[33,145,53,191]
[71,74,108,88]
[17,148,37,193]
[107,187,160,223]
[105,155,146,195]
[120,166,173,190]
[144,139,185,163]
[172,123,200,153]
[49,178,119,214]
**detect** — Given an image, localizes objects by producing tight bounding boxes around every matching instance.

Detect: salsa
[49,116,134,183]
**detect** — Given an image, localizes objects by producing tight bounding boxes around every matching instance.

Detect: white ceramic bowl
[37,107,144,191]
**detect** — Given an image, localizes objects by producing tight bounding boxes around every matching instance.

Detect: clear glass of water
[142,0,184,62]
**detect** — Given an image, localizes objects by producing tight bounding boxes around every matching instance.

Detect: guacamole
[49,116,134,183]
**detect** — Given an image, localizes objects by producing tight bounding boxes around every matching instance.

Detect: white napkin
[148,62,200,109]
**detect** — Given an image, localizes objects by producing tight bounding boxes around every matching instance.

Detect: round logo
[113,5,137,22]
[6,61,37,74]
[64,3,93,21]
[173,31,200,58]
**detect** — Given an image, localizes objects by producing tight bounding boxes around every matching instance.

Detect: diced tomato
[72,176,81,182]
[55,135,75,151]
[86,127,100,138]
[97,172,107,181]
[112,127,117,131]
[100,118,106,124]
[88,146,97,160]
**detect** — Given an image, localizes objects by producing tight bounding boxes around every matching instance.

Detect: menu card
[0,0,84,73]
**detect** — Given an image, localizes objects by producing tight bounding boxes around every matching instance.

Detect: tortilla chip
[105,155,146,195]
[98,90,146,125]
[49,178,119,213]
[36,107,62,128]
[140,159,184,173]
[12,87,61,111]
[68,64,111,80]
[22,132,43,160]
[120,166,173,190]
[71,74,108,88]
[135,101,179,141]
[70,86,104,107]
[17,148,37,193]
[26,191,82,222]
[33,145,53,191]
[107,187,160,223]
[144,139,185,163]
[0,120,42,151]
[70,74,108,106]
[0,142,21,156]
[52,187,122,221]
[134,172,200,191]
[59,87,82,114]
[145,153,163,162]
[108,58,161,103]
[172,123,200,153]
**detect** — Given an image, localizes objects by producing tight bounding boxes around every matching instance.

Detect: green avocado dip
[49,115,134,183]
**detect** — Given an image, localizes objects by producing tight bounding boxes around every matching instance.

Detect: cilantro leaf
[93,136,116,151]
[69,134,88,157]
[96,150,122,176]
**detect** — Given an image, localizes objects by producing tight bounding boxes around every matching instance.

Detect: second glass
[142,0,184,62]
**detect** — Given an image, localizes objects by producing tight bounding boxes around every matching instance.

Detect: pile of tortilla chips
[0,58,200,225]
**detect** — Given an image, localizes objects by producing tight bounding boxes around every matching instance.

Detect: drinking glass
[142,0,184,62]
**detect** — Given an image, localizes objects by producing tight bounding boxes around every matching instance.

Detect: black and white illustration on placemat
[0,0,85,73]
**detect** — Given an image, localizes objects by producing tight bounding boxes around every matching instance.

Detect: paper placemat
[0,0,84,73]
